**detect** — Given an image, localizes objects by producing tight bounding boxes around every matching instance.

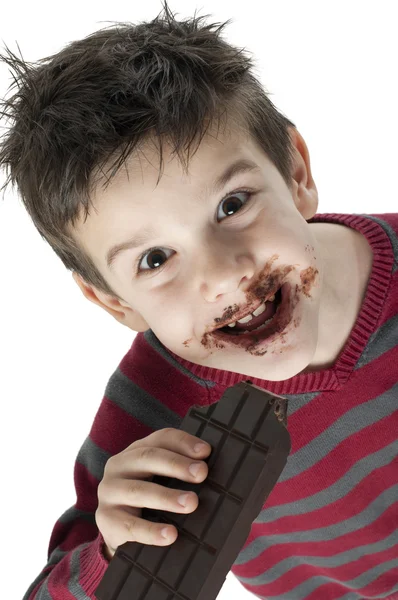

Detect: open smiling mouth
[210,283,292,346]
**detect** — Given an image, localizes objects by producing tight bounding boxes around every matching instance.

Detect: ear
[71,272,149,332]
[287,127,319,220]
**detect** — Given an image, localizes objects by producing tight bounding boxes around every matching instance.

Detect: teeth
[237,313,253,324]
[252,302,266,317]
[227,300,267,328]
[223,290,279,330]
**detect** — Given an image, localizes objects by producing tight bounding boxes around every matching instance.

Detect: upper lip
[210,282,283,333]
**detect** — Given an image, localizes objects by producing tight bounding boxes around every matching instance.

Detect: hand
[95,428,211,560]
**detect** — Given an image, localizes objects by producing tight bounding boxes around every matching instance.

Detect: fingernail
[178,493,190,507]
[161,527,172,539]
[194,443,208,453]
[189,462,201,477]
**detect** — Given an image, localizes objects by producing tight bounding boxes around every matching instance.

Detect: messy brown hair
[0,1,296,301]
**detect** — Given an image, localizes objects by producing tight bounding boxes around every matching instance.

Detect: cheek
[155,296,191,331]
[253,209,299,247]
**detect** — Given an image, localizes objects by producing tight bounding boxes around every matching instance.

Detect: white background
[0,1,397,599]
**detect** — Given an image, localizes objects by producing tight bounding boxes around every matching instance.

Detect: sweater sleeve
[22,366,158,599]
[22,424,113,599]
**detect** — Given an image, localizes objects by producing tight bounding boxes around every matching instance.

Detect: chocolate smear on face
[300,266,318,297]
[197,255,319,355]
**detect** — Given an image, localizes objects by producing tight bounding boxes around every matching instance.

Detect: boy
[1,3,397,599]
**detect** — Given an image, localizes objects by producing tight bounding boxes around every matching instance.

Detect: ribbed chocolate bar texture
[95,381,291,600]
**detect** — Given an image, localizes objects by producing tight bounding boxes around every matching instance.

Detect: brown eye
[144,249,167,269]
[137,247,174,274]
[216,191,252,221]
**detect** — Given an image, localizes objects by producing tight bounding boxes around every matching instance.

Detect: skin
[71,123,373,381]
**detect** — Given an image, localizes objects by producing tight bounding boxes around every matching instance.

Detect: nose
[198,247,256,303]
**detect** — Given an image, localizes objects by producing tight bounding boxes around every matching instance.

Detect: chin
[200,309,319,382]
[204,340,315,381]
[240,348,315,381]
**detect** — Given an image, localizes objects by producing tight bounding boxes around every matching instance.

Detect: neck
[302,222,372,373]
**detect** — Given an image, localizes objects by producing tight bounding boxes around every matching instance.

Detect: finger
[99,506,179,548]
[125,478,199,513]
[113,445,209,483]
[127,428,212,459]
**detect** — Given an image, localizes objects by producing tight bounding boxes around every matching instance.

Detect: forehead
[71,123,263,266]
[107,121,253,192]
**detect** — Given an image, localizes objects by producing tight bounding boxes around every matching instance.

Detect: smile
[217,287,282,335]
[210,282,293,349]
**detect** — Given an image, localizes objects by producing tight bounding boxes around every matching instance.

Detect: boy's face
[72,122,323,381]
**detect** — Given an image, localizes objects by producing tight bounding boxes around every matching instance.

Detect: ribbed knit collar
[144,214,395,395]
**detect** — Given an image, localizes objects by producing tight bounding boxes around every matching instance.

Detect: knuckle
[102,457,112,476]
[95,508,114,546]
[181,430,196,448]
[155,484,175,508]
[95,507,104,530]
[127,478,143,499]
[139,446,157,461]
[169,453,182,473]
[123,516,138,538]
[157,427,174,440]
[163,428,185,445]
[167,488,180,505]
[162,427,174,435]
[176,430,188,445]
[97,478,108,500]
[151,521,162,536]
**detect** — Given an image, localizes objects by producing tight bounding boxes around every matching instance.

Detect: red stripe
[124,332,212,412]
[233,503,397,579]
[288,344,398,454]
[46,550,75,600]
[260,457,398,536]
[270,411,398,505]
[306,563,398,600]
[90,397,155,456]
[238,550,398,599]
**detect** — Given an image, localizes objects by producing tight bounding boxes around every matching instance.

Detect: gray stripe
[359,214,398,272]
[76,436,111,482]
[279,383,398,483]
[57,505,96,527]
[237,555,398,600]
[285,392,319,416]
[355,313,398,371]
[257,439,398,524]
[104,366,182,430]
[235,483,398,561]
[47,546,68,566]
[336,580,398,600]
[144,329,217,388]
[305,557,398,600]
[68,542,92,599]
[22,543,91,600]
[237,529,398,591]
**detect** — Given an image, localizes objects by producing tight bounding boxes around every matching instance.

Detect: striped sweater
[24,213,398,600]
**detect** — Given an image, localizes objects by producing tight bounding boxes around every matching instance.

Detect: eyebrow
[106,158,260,271]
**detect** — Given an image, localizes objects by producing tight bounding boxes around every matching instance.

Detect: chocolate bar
[95,381,291,600]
